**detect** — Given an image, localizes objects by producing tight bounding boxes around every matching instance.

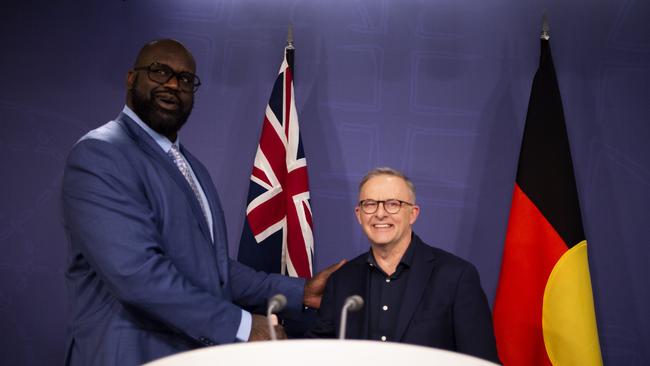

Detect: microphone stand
[339,295,364,340]
[267,294,287,341]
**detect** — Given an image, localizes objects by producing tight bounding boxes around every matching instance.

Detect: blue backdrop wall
[1,0,648,364]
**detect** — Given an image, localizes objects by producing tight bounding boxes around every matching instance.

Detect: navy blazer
[62,112,304,366]
[308,235,499,363]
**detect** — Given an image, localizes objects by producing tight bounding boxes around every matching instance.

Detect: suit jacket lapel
[182,148,230,285]
[393,235,435,341]
[177,146,215,243]
[115,113,213,244]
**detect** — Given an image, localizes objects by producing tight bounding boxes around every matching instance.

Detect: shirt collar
[122,105,179,153]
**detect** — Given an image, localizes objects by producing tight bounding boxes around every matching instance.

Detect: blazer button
[199,336,214,346]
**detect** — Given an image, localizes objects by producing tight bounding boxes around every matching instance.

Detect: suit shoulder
[415,240,485,292]
[64,120,142,180]
[78,120,130,145]
[68,120,135,158]
[417,239,477,272]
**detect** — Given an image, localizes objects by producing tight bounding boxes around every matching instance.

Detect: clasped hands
[249,314,287,341]
[248,260,346,342]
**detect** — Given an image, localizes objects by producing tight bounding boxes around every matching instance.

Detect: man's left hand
[303,260,346,309]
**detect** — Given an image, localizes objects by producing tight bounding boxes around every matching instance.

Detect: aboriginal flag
[492,39,602,365]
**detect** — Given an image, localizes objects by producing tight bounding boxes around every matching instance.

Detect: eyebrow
[152,61,196,73]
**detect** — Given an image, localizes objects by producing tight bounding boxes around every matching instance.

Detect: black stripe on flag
[515,40,585,248]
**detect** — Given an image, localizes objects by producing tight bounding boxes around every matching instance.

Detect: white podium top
[145,339,499,366]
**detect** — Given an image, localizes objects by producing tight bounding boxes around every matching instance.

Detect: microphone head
[268,294,288,313]
[345,295,364,312]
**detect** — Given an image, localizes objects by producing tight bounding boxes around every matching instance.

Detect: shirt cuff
[236,310,252,341]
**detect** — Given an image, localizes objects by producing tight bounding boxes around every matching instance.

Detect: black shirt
[366,241,415,342]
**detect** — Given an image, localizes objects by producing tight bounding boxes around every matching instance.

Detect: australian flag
[238,44,314,279]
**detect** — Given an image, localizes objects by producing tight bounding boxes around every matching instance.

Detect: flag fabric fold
[238,46,314,279]
[493,39,602,366]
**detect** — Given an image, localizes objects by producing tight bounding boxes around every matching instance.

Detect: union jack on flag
[238,45,314,279]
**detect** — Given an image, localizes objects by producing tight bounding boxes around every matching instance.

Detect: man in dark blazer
[61,39,337,366]
[308,167,499,363]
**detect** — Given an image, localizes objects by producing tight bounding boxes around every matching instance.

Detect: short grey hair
[358,167,416,201]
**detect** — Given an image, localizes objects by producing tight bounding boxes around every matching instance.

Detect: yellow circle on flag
[542,240,602,365]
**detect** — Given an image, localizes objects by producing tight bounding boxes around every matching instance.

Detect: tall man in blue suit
[62,39,339,366]
[308,167,500,363]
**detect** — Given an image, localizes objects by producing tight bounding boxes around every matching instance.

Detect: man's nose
[374,202,388,217]
[164,75,181,90]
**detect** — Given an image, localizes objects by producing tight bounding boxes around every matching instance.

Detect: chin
[367,234,395,246]
[149,115,184,136]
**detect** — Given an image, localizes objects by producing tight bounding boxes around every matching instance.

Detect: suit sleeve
[452,263,501,364]
[228,258,305,317]
[62,139,242,346]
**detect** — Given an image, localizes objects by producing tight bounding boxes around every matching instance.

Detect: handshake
[248,293,364,342]
[249,313,287,341]
[249,294,288,341]
[249,260,348,342]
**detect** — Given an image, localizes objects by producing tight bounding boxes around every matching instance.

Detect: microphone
[266,294,287,340]
[338,295,364,340]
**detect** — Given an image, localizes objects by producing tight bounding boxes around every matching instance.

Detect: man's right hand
[249,314,287,341]
[304,260,346,309]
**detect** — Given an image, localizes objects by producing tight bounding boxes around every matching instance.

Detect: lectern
[144,339,499,366]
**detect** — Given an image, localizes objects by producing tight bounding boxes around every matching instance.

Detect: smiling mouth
[154,94,180,110]
[372,223,393,229]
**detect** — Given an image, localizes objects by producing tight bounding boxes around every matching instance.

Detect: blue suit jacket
[308,235,499,363]
[61,112,304,365]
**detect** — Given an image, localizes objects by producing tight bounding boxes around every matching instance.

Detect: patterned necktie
[168,144,209,224]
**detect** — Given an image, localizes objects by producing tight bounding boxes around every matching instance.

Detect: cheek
[182,95,194,107]
[361,218,372,229]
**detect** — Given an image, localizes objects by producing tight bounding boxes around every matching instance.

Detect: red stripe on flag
[247,191,286,237]
[286,200,311,278]
[285,165,309,196]
[252,166,271,187]
[303,201,312,227]
[285,165,311,278]
[258,117,287,181]
[493,183,567,366]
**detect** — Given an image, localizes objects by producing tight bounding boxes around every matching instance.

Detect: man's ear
[354,206,363,225]
[126,71,136,90]
[409,205,420,225]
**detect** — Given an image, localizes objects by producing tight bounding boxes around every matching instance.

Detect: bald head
[133,39,196,71]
